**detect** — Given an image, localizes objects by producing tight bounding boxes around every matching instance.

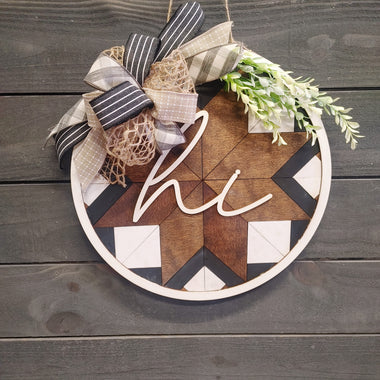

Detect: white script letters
[133,110,272,223]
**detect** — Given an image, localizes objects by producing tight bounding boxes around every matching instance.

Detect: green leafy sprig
[221,49,363,149]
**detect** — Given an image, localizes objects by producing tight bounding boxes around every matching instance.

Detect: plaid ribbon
[178,21,242,85]
[46,98,87,142]
[187,43,242,85]
[154,120,186,153]
[84,53,139,91]
[53,53,143,170]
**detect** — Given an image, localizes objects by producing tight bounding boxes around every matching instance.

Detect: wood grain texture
[0,261,378,337]
[201,91,248,178]
[303,179,380,260]
[0,184,99,264]
[1,91,378,182]
[94,181,199,227]
[323,91,380,177]
[205,132,309,180]
[206,178,310,221]
[160,183,204,284]
[0,1,379,93]
[1,335,379,379]
[203,183,247,280]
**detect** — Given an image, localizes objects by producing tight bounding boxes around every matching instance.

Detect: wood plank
[1,178,379,264]
[303,178,380,259]
[0,184,99,263]
[0,1,379,93]
[0,95,72,182]
[1,335,379,379]
[323,90,380,177]
[0,0,168,94]
[0,90,378,181]
[0,261,378,337]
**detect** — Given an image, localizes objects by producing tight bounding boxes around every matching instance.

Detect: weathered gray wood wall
[0,0,379,378]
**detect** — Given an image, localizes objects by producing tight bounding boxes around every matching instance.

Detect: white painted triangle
[204,267,225,291]
[82,174,109,205]
[293,156,322,199]
[114,225,161,268]
[248,110,294,133]
[251,221,291,255]
[247,224,284,264]
[184,267,205,291]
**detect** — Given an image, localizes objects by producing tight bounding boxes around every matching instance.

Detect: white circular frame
[71,111,331,301]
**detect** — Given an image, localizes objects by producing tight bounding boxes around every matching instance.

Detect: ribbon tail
[45,98,87,146]
[73,126,107,191]
[73,91,107,190]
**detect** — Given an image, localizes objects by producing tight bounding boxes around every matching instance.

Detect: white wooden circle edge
[71,111,331,301]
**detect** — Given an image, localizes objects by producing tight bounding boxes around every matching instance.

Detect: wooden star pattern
[92,90,314,289]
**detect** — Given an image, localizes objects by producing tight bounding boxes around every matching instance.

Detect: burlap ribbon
[49,2,242,190]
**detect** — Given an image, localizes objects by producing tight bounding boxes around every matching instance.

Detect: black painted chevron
[86,178,132,225]
[165,246,244,289]
[272,139,320,217]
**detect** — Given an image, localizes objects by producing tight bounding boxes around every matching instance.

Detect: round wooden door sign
[71,85,331,301]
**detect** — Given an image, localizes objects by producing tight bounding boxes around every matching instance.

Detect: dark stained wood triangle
[94,181,200,228]
[205,179,310,222]
[160,183,204,285]
[203,183,247,281]
[171,116,203,179]
[206,132,310,180]
[124,150,199,183]
[202,91,248,179]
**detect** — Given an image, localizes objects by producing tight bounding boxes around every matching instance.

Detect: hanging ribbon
[49,2,242,190]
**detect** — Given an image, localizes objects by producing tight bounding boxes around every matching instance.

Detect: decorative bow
[48,2,242,190]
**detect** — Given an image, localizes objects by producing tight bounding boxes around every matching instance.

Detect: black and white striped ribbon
[155,2,204,62]
[124,34,160,85]
[89,81,154,130]
[55,121,91,169]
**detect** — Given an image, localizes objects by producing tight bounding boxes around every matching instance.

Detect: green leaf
[220,48,363,149]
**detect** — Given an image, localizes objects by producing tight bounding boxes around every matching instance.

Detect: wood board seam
[1,259,380,267]
[0,333,379,342]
